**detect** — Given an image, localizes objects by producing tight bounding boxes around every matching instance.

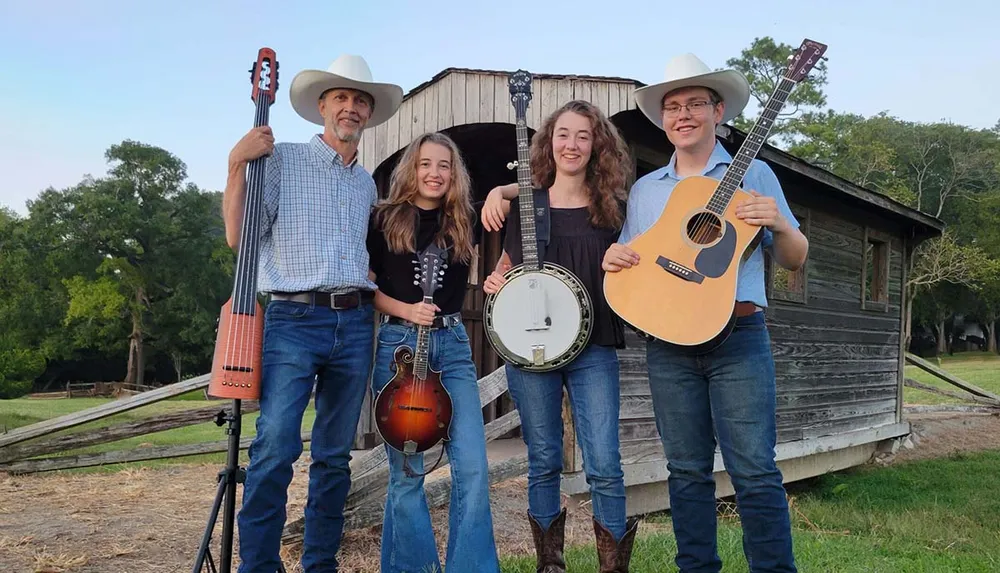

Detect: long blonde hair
[373,132,476,264]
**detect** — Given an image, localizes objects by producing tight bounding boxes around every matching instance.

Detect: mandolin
[208,48,279,400]
[373,243,454,475]
[604,38,826,351]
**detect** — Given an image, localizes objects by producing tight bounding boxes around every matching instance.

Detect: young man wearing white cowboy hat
[222,53,403,572]
[603,53,808,573]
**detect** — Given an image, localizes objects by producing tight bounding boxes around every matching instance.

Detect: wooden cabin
[354,67,944,513]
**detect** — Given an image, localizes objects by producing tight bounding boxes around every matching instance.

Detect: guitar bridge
[656,256,705,284]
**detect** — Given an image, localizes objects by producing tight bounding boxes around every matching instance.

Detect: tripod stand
[191,399,287,573]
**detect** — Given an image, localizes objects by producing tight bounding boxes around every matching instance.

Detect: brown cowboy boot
[594,516,640,573]
[528,508,567,573]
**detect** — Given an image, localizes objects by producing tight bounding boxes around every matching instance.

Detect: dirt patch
[2,412,998,572]
[0,464,597,573]
[892,411,1000,463]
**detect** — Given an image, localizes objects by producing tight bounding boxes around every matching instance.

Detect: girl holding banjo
[367,131,504,573]
[481,99,639,572]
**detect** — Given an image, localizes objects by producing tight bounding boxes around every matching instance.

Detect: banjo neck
[508,70,540,270]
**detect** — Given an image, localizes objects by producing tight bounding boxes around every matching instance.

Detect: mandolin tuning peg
[413,280,419,286]
[507,161,518,170]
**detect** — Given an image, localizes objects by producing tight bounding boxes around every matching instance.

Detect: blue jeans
[646,311,796,573]
[372,320,499,573]
[505,343,627,540]
[237,300,375,573]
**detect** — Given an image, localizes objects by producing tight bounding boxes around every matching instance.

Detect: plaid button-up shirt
[258,134,378,294]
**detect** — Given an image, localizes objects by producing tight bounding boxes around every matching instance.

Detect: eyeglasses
[662,100,715,117]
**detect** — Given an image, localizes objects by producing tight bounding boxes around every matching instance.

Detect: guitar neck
[707,76,796,214]
[232,93,272,315]
[413,296,432,379]
[514,116,540,268]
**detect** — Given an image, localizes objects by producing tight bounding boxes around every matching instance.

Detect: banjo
[483,70,593,372]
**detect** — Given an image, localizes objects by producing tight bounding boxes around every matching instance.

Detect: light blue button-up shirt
[257,134,378,294]
[618,141,798,308]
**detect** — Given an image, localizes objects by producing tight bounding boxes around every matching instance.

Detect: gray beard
[332,124,363,143]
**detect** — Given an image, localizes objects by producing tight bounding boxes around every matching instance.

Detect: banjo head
[484,263,593,372]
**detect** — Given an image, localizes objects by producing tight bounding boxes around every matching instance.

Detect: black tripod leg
[192,470,227,573]
[192,398,246,573]
[219,399,242,572]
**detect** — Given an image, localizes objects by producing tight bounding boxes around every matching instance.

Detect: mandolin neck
[231,93,272,316]
[413,296,432,380]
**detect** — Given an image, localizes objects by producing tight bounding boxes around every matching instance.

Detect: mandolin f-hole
[685,211,724,245]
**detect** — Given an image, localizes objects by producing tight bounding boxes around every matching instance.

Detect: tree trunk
[987,320,997,354]
[935,320,948,355]
[124,288,146,386]
[172,351,183,383]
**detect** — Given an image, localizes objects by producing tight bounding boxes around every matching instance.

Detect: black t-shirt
[367,203,482,315]
[503,192,627,348]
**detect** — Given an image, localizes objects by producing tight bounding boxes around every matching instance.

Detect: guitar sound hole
[686,212,723,245]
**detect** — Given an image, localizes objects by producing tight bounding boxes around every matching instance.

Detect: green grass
[0,391,317,472]
[501,450,1000,572]
[903,351,1000,405]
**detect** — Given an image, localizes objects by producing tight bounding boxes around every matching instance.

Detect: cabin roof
[400,68,945,239]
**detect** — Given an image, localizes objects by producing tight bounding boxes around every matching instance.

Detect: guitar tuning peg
[413,280,419,286]
[507,161,518,170]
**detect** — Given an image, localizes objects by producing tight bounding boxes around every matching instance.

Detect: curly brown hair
[374,132,476,264]
[529,100,630,229]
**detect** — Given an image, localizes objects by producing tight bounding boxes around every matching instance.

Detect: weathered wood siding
[766,200,904,443]
[358,70,638,171]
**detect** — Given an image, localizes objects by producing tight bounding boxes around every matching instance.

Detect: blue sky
[2,0,997,215]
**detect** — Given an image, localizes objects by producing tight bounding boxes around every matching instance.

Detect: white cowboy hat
[289,54,403,128]
[633,53,750,129]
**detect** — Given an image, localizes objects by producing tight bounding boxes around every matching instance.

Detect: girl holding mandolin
[366,131,502,573]
[481,100,639,572]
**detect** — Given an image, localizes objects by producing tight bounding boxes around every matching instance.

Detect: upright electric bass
[208,48,280,400]
[603,39,826,351]
[373,243,454,475]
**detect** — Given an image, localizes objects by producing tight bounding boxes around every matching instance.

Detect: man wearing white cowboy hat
[603,53,807,573]
[222,53,403,572]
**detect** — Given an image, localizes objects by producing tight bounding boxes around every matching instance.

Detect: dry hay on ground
[0,461,597,572]
[1,411,998,572]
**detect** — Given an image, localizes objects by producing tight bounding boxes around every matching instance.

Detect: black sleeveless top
[503,193,626,349]
[367,204,482,315]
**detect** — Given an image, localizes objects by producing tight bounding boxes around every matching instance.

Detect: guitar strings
[686,78,793,248]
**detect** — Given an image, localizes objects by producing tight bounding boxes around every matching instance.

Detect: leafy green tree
[724,36,829,145]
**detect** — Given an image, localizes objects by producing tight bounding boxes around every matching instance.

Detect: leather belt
[383,312,462,330]
[734,301,763,317]
[271,290,374,309]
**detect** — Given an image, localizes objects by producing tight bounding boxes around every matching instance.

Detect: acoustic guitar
[373,243,454,476]
[604,38,826,352]
[208,48,279,400]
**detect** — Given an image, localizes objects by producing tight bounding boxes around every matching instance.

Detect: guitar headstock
[250,47,279,105]
[784,38,827,83]
[413,243,448,298]
[508,70,533,121]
